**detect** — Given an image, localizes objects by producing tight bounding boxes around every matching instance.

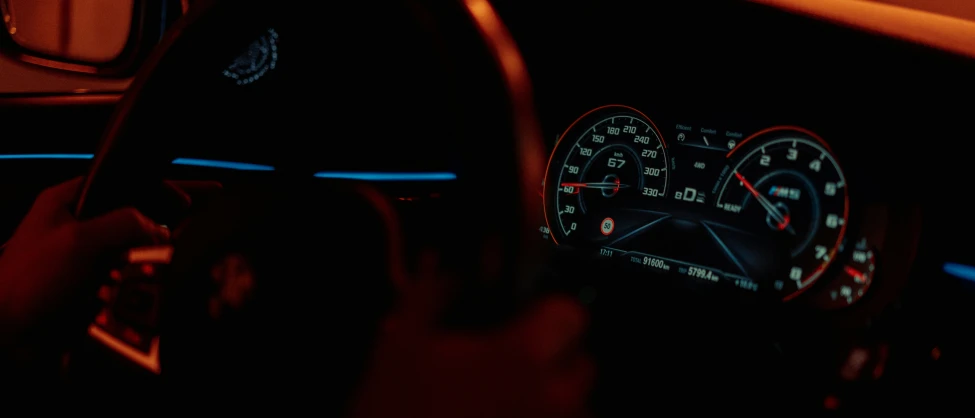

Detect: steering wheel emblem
[222,28,278,85]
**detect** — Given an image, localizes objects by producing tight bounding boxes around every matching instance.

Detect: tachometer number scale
[715,130,849,300]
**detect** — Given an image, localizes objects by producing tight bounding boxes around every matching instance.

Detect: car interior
[2,0,975,414]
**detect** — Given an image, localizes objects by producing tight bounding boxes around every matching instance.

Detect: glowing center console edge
[0,154,457,181]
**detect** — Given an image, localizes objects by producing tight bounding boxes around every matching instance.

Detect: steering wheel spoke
[88,244,171,374]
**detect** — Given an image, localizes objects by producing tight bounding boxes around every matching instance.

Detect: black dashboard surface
[493,0,975,413]
[497,0,972,190]
[497,0,973,306]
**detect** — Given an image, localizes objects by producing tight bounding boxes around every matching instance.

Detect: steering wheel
[71,0,545,402]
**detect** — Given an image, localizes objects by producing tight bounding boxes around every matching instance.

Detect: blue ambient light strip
[313,171,457,181]
[171,158,274,171]
[0,154,274,171]
[944,262,975,282]
[0,154,458,180]
[0,153,95,160]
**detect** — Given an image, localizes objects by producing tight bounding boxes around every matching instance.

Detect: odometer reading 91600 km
[544,105,670,247]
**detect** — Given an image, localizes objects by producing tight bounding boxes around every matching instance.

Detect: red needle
[734,172,761,199]
[560,179,629,194]
[734,172,791,231]
[844,266,866,283]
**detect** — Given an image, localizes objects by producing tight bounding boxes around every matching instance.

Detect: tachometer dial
[815,237,875,309]
[544,105,669,247]
[714,127,849,301]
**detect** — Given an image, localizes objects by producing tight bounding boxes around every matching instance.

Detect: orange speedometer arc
[542,104,668,246]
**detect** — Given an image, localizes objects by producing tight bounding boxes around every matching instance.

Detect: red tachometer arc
[727,125,834,158]
[731,126,849,302]
[542,104,667,246]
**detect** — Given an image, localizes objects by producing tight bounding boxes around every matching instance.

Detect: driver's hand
[0,178,169,342]
[349,255,593,418]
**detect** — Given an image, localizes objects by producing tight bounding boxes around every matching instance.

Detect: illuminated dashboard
[542,105,876,309]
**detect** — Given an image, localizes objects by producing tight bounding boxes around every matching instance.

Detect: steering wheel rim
[72,0,546,384]
[76,0,545,290]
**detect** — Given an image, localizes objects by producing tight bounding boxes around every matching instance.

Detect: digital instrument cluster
[542,105,868,306]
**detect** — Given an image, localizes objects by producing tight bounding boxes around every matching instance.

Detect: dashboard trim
[0,93,121,107]
[753,0,975,59]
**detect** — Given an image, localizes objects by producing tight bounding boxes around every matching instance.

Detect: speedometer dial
[544,105,669,247]
[714,127,849,300]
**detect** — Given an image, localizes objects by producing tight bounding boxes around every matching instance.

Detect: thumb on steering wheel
[76,207,170,256]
